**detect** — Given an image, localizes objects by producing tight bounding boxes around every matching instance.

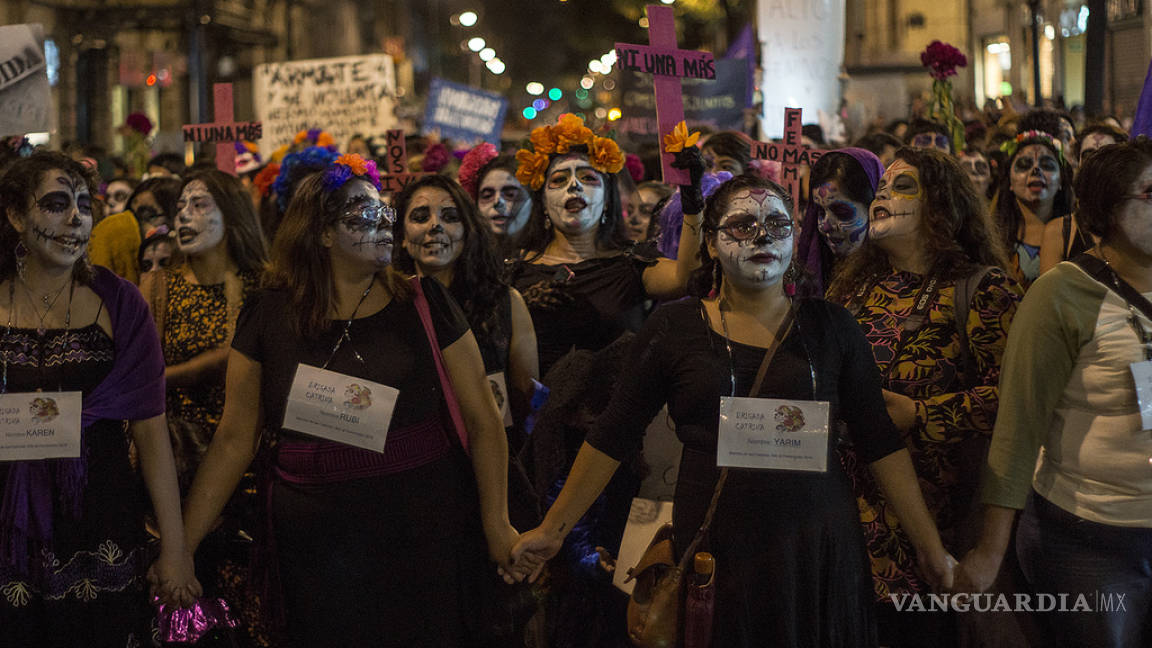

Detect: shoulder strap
[411,277,470,453]
[954,266,995,389]
[1072,253,1152,323]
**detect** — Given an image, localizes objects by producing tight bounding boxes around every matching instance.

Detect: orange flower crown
[515,114,625,190]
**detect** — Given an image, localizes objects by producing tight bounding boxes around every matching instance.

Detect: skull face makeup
[1079,132,1117,163]
[403,186,466,272]
[870,159,923,242]
[478,169,531,237]
[1009,144,1061,207]
[709,188,794,290]
[625,187,663,242]
[326,178,394,268]
[105,180,133,215]
[1114,163,1152,258]
[140,239,174,273]
[13,169,93,270]
[543,155,606,235]
[813,180,868,256]
[176,180,225,256]
[958,151,991,197]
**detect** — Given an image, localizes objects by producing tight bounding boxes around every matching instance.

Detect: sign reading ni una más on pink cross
[615,4,715,185]
[181,83,262,175]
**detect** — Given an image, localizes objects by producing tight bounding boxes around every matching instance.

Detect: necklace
[3,279,74,393]
[20,276,69,335]
[323,278,375,369]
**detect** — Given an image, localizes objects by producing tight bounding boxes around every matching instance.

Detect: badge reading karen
[283,365,399,453]
[0,391,83,461]
[717,397,830,472]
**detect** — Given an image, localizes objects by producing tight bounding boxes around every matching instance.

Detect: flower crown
[458,142,499,199]
[272,146,342,212]
[1000,130,1065,164]
[322,154,382,193]
[515,114,625,191]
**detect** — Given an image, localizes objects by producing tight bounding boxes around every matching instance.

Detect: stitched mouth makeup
[32,226,89,253]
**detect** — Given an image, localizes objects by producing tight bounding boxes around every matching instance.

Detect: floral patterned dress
[838,267,1023,600]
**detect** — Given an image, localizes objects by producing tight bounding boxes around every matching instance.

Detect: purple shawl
[797,147,885,294]
[2,266,166,574]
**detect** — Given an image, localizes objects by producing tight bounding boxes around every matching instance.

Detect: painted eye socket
[440,207,462,223]
[827,202,858,221]
[891,175,920,195]
[1013,157,1036,172]
[343,202,395,231]
[578,170,601,185]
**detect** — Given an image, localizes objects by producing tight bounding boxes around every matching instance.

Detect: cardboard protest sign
[423,78,507,144]
[0,24,51,136]
[749,107,824,213]
[254,54,397,153]
[378,129,428,193]
[757,0,845,136]
[614,4,716,185]
[182,83,262,174]
[618,58,748,148]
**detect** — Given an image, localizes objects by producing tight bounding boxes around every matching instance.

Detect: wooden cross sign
[615,4,715,185]
[379,129,430,193]
[748,107,824,214]
[182,83,262,175]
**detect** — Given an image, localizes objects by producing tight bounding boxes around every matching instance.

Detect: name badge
[487,371,514,428]
[1130,360,1152,430]
[283,364,399,453]
[0,391,83,461]
[717,397,830,472]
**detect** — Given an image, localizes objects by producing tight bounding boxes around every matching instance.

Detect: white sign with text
[717,397,829,472]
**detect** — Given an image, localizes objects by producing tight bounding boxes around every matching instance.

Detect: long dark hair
[517,149,630,258]
[128,176,182,224]
[392,174,508,349]
[828,147,1009,301]
[686,174,794,298]
[990,135,1075,253]
[0,151,97,283]
[180,169,269,274]
[266,173,411,339]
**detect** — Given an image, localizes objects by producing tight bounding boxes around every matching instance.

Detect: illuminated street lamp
[479,47,496,62]
[487,58,506,75]
[468,37,486,52]
[459,11,478,27]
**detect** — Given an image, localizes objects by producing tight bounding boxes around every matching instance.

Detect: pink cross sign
[615,4,715,185]
[181,83,262,175]
[748,107,824,214]
[379,129,428,193]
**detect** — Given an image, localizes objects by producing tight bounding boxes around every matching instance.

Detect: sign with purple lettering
[423,78,507,145]
[181,83,262,175]
[614,4,716,185]
[748,107,824,213]
[379,129,428,193]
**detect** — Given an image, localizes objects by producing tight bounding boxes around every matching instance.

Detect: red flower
[920,40,968,81]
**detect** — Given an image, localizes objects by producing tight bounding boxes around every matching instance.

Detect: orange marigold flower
[316,132,335,148]
[553,114,594,154]
[588,136,625,174]
[515,149,550,190]
[336,154,369,175]
[530,126,558,155]
[663,121,701,153]
[293,130,309,145]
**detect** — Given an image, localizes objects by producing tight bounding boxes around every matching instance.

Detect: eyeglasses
[911,133,950,151]
[715,219,793,242]
[1121,193,1152,202]
[478,186,525,204]
[339,201,396,232]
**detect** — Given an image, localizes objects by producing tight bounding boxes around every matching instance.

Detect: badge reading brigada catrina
[29,397,60,423]
[343,384,373,410]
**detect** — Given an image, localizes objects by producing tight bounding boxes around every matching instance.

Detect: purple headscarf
[656,171,734,260]
[797,147,885,294]
[2,266,166,574]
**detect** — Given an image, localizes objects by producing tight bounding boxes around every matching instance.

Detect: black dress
[231,278,491,648]
[586,298,906,647]
[0,324,152,647]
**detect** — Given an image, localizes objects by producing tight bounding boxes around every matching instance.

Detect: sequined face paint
[813,180,868,256]
[870,159,923,241]
[328,179,392,267]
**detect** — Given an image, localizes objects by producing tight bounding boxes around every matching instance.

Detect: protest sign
[757,0,845,136]
[0,24,51,136]
[182,83,262,174]
[618,58,747,148]
[749,107,825,213]
[379,129,427,193]
[254,54,397,152]
[423,78,507,144]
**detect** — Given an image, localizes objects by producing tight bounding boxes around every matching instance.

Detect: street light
[526,82,545,95]
[479,47,496,62]
[487,58,506,75]
[459,11,478,27]
[468,37,486,52]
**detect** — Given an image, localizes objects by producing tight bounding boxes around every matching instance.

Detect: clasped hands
[146,547,202,609]
[495,525,563,585]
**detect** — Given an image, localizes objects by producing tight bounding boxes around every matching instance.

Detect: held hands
[670,147,706,216]
[882,390,918,432]
[952,545,1004,594]
[147,547,202,608]
[499,525,564,584]
[917,548,958,592]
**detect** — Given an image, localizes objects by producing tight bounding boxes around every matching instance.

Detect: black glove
[671,146,706,215]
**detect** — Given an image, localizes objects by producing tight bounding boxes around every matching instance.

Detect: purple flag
[724,24,756,107]
[1132,57,1152,138]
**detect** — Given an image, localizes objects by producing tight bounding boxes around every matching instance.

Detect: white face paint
[1009,144,1061,207]
[14,169,93,270]
[869,159,924,242]
[140,240,174,273]
[477,168,531,237]
[1114,163,1152,258]
[709,188,794,290]
[105,180,133,215]
[403,186,466,272]
[543,155,606,236]
[625,187,663,242]
[958,151,992,197]
[1079,132,1116,163]
[813,180,868,256]
[175,180,225,256]
[326,179,394,269]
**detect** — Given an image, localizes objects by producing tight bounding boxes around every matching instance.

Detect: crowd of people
[0,99,1148,648]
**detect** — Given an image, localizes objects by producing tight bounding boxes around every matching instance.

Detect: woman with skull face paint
[182,155,523,646]
[797,148,885,295]
[959,138,1152,648]
[827,148,1024,646]
[510,174,955,647]
[0,152,200,645]
[990,131,1077,287]
[459,146,535,258]
[89,175,182,284]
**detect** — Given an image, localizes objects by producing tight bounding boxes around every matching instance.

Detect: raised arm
[641,147,706,299]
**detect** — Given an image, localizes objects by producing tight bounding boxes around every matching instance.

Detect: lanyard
[850,271,942,381]
[1102,258,1152,361]
[705,298,815,398]
[322,280,373,370]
